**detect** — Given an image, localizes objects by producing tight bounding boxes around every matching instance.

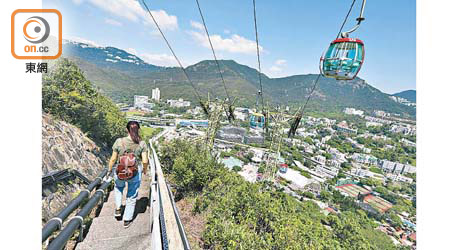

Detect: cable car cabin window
[250,114,265,128]
[321,39,364,80]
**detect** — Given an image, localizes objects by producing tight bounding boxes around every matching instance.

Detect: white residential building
[379,160,416,174]
[336,121,357,134]
[151,88,160,102]
[344,107,364,116]
[167,98,191,108]
[366,121,383,127]
[314,155,327,165]
[390,124,416,135]
[373,110,388,117]
[386,173,414,184]
[134,95,149,108]
[352,153,378,165]
[234,107,249,121]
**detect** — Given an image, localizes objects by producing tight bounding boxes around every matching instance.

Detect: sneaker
[114,208,121,218]
[124,220,132,228]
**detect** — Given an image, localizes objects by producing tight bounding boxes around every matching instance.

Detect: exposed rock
[42,113,109,222]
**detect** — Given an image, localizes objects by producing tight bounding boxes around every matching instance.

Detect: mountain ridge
[393,90,416,103]
[62,41,416,118]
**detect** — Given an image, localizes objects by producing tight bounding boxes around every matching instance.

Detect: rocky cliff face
[42,113,109,222]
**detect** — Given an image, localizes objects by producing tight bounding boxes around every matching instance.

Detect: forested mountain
[62,40,416,118]
[393,90,416,103]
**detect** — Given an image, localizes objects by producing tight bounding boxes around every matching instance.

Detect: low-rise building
[352,153,378,165]
[343,107,364,116]
[234,107,249,121]
[373,110,389,117]
[167,98,191,108]
[134,95,154,111]
[379,160,416,175]
[386,173,414,184]
[336,121,357,134]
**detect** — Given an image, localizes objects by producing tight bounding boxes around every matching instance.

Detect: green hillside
[62,41,416,118]
[393,90,416,103]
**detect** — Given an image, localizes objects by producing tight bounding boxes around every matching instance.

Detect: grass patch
[369,166,383,174]
[140,126,163,142]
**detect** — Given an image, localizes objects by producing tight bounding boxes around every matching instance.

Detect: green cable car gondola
[250,112,265,129]
[320,0,367,81]
[320,38,364,80]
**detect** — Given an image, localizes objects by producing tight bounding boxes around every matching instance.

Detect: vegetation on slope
[63,42,415,117]
[393,90,416,103]
[160,139,398,249]
[43,58,127,148]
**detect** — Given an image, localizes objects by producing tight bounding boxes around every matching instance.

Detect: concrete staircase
[76,176,152,250]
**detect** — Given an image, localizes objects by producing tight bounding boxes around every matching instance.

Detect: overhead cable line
[288,0,358,138]
[288,74,321,137]
[252,0,266,119]
[336,0,357,39]
[194,0,235,121]
[141,0,208,115]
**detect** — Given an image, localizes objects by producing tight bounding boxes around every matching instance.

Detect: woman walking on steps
[107,121,149,228]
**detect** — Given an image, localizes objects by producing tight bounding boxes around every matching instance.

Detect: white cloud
[140,53,177,66]
[65,36,103,47]
[84,0,178,30]
[104,18,123,27]
[275,59,287,66]
[190,20,204,30]
[224,29,230,34]
[72,0,84,5]
[188,21,263,55]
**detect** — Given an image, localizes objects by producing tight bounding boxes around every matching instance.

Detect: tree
[319,190,332,202]
[232,165,242,172]
[159,139,396,250]
[43,58,127,148]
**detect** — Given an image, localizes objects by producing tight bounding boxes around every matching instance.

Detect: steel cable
[252,0,265,115]
[194,0,235,120]
[289,0,359,137]
[141,0,208,115]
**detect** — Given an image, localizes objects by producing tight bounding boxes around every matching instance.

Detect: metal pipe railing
[149,140,162,250]
[167,183,191,250]
[149,137,186,249]
[42,168,108,242]
[46,176,112,250]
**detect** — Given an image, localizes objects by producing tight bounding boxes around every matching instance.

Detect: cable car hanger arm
[341,0,366,38]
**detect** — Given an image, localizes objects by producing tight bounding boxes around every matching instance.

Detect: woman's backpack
[116,138,138,180]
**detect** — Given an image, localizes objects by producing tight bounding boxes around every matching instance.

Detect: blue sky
[44,0,416,94]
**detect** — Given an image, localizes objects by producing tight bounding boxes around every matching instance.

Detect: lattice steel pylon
[204,94,230,151]
[265,107,286,180]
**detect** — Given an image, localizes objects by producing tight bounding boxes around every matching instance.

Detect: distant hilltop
[61,40,416,118]
[393,90,416,103]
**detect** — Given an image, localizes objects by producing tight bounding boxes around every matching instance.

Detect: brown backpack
[116,138,138,180]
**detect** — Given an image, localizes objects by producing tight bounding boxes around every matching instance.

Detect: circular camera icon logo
[23,16,50,44]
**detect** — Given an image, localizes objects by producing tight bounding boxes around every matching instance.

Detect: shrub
[43,58,127,148]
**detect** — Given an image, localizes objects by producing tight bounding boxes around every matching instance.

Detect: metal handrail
[167,183,191,250]
[149,140,162,250]
[42,169,91,188]
[42,168,108,242]
[46,174,113,250]
[149,134,188,250]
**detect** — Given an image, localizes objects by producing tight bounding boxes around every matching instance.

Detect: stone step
[75,177,153,250]
[76,233,151,250]
[98,181,151,218]
[97,194,150,218]
[82,215,151,243]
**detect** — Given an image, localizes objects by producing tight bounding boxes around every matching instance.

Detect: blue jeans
[114,166,142,221]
